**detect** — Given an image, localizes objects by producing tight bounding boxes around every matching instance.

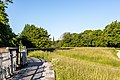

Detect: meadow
[28,47,120,80]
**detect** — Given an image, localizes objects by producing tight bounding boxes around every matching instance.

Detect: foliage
[0,23,15,46]
[0,0,15,47]
[0,0,13,25]
[28,47,120,80]
[103,20,120,47]
[57,21,120,47]
[20,24,52,48]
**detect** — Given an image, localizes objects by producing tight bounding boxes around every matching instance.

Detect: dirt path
[8,57,55,80]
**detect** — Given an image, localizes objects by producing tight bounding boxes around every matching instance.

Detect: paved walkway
[8,57,55,80]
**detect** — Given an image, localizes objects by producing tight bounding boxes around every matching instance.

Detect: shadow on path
[9,57,46,80]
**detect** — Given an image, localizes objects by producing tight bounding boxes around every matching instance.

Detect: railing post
[10,50,13,75]
[16,49,19,65]
[0,53,3,80]
[21,50,27,65]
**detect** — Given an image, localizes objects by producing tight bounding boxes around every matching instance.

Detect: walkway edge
[42,61,55,80]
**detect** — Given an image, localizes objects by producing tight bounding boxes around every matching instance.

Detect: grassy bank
[28,47,120,80]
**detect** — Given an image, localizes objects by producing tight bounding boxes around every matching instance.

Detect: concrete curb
[42,62,55,80]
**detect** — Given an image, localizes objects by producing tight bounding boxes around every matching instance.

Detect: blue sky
[6,0,120,40]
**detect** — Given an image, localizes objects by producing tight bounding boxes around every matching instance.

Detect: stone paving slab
[8,57,55,80]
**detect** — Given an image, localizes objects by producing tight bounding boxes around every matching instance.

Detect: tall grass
[28,47,120,80]
[54,47,120,67]
[53,55,120,80]
[28,51,52,61]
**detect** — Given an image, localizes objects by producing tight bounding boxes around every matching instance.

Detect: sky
[6,0,120,40]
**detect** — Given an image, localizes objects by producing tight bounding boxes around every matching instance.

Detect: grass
[28,47,120,80]
[116,48,120,50]
[28,51,52,61]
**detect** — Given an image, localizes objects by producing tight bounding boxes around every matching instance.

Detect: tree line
[0,0,120,48]
[56,21,120,48]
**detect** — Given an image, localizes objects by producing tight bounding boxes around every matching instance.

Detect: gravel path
[8,57,55,80]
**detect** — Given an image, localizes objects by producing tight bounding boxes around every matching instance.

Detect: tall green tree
[103,21,120,47]
[0,0,13,24]
[0,0,15,47]
[20,24,52,48]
